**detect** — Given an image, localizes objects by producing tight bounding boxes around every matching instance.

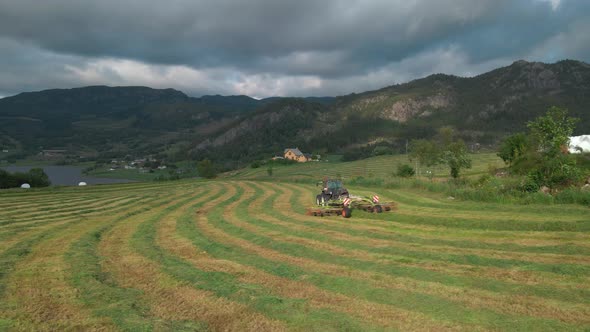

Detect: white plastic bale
[569,135,590,153]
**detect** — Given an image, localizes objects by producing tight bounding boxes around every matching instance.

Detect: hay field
[0,179,589,331]
[229,152,504,180]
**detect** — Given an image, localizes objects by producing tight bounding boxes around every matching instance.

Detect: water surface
[1,166,134,186]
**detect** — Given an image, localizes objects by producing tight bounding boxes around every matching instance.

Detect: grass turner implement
[306,178,396,218]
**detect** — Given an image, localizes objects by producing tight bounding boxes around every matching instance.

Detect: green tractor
[308,178,395,218]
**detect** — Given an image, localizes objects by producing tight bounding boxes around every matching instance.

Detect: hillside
[197,59,590,165]
[0,86,263,160]
[1,60,589,166]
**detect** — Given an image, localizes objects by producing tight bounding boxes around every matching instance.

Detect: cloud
[536,0,561,10]
[0,0,588,97]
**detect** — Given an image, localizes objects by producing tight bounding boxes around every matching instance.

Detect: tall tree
[435,126,472,179]
[524,107,582,188]
[527,106,579,157]
[443,141,472,179]
[409,139,440,176]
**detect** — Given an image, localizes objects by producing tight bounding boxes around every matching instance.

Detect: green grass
[0,178,588,330]
[227,152,503,181]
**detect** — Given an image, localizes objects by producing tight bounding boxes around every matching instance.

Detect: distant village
[106,157,172,173]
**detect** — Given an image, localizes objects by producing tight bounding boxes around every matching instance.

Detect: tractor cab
[316,178,349,204]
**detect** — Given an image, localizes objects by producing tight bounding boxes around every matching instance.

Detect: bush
[554,188,590,206]
[197,159,217,179]
[396,164,415,178]
[373,146,393,156]
[520,174,541,193]
[268,159,296,166]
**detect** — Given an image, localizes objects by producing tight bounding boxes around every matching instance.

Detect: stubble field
[0,179,589,331]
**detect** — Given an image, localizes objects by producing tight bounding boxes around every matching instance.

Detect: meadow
[0,172,589,331]
[229,152,504,180]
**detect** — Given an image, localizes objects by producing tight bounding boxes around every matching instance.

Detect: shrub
[197,159,217,179]
[396,164,415,178]
[520,174,541,193]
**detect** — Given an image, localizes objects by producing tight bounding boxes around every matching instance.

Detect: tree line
[0,168,51,189]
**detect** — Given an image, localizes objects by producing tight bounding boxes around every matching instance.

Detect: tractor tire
[316,195,322,206]
[341,207,352,218]
[320,195,327,206]
[374,205,383,213]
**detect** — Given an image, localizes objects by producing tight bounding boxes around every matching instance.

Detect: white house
[569,135,590,153]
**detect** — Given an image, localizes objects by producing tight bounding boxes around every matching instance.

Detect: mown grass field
[0,178,589,331]
[228,152,504,180]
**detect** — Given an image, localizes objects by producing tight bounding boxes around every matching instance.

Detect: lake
[1,166,134,186]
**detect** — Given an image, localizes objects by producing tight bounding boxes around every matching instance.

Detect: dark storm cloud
[0,0,505,72]
[0,0,588,97]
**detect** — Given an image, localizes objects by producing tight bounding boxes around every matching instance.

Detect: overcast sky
[0,0,588,98]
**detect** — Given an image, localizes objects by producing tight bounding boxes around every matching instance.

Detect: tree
[436,126,456,148]
[409,126,472,179]
[409,139,440,176]
[527,106,579,157]
[443,141,472,179]
[523,107,582,188]
[27,168,51,187]
[434,127,472,179]
[196,159,217,179]
[497,133,528,166]
[0,169,17,188]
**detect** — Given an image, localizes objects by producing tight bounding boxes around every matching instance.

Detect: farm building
[284,148,310,162]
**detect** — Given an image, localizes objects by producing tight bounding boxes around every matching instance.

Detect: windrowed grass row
[0,195,151,256]
[0,192,170,330]
[200,182,584,330]
[149,183,380,330]
[252,182,590,325]
[0,178,588,330]
[181,183,441,331]
[62,185,210,331]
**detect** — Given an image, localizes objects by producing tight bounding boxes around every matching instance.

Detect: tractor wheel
[341,207,352,218]
[320,195,327,206]
[374,205,383,213]
[316,195,322,206]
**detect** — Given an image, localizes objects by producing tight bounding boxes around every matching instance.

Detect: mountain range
[0,59,589,168]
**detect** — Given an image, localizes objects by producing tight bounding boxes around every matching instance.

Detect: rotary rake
[306,179,396,218]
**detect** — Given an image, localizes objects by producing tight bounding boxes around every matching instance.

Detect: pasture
[229,152,504,180]
[0,179,589,331]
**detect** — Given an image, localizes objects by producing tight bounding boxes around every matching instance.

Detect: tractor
[315,178,349,205]
[307,178,395,218]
